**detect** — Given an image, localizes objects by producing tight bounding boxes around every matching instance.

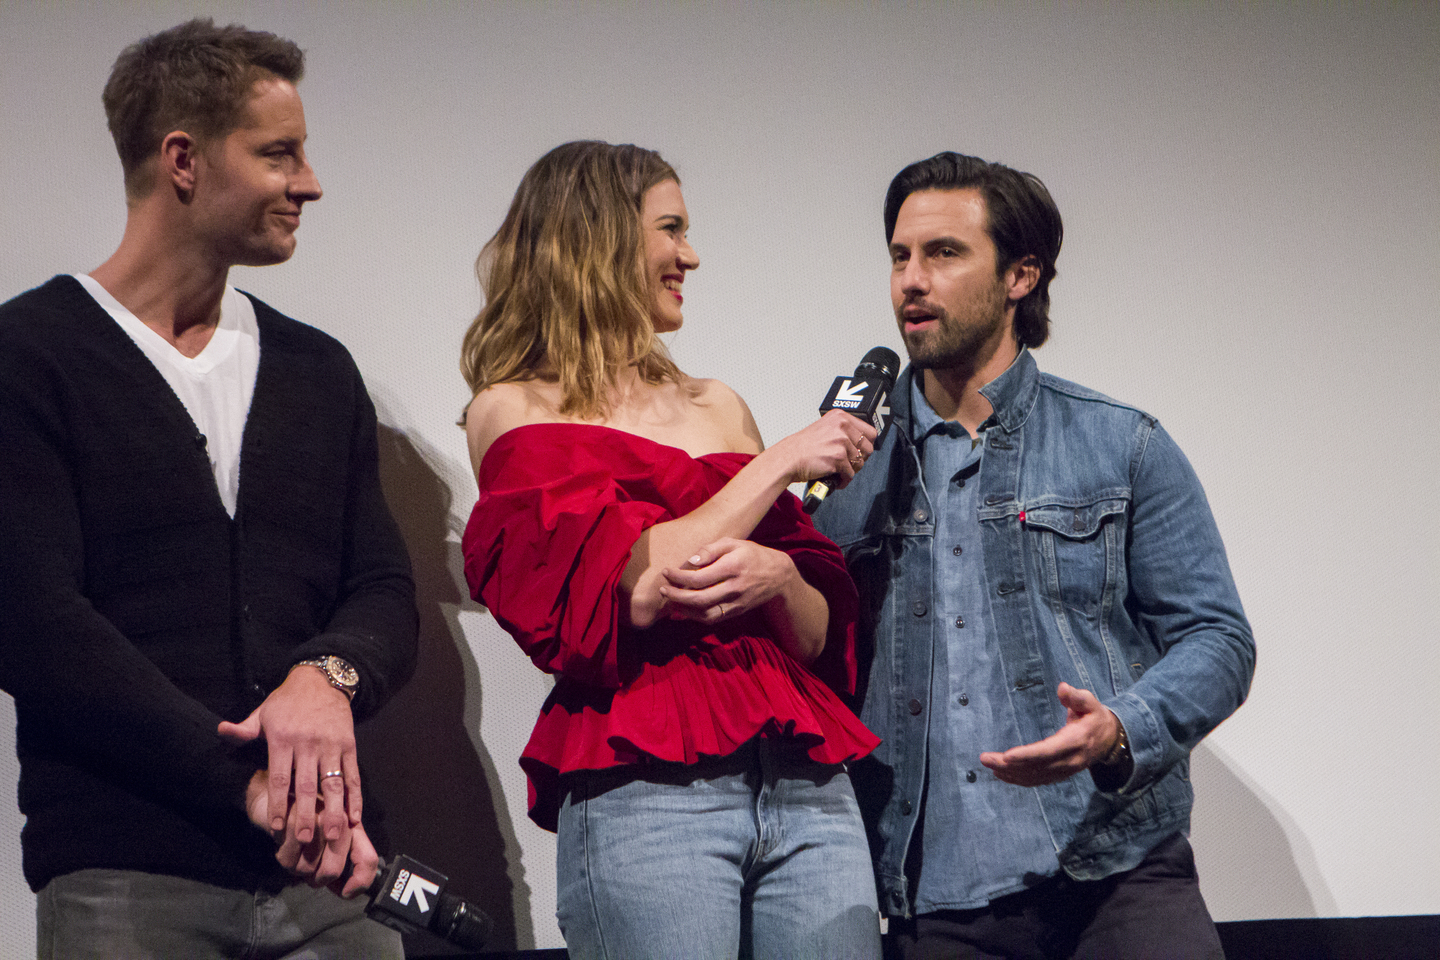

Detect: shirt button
[908,698,923,716]
[958,693,969,706]
[952,545,962,556]
[901,800,914,815]
[966,770,978,783]
[955,478,965,488]
[954,615,965,628]
[913,508,928,523]
[911,600,927,617]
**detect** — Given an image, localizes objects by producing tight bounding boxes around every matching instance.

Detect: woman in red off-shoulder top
[459,142,882,959]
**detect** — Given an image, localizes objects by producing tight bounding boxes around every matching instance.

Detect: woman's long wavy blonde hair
[460,141,685,419]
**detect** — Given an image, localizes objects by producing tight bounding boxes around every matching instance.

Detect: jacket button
[966,770,978,783]
[901,800,913,815]
[911,600,927,617]
[912,508,928,522]
[955,478,965,488]
[958,693,969,706]
[908,698,923,716]
[954,615,965,628]
[952,545,962,556]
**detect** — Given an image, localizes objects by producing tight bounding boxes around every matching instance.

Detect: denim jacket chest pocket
[1022,494,1130,622]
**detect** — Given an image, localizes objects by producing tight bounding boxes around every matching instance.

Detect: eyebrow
[890,234,973,259]
[257,135,304,150]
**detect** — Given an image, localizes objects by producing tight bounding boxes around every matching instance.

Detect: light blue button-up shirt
[909,372,1060,911]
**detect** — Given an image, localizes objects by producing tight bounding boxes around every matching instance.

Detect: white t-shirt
[73,274,259,518]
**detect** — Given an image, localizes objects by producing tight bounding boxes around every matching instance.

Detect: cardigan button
[966,770,978,783]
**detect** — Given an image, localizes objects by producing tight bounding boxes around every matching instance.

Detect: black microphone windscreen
[857,346,901,381]
[434,890,494,950]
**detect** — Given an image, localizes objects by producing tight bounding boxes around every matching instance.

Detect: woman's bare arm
[623,386,872,654]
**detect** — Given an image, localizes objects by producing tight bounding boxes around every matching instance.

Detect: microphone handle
[802,474,840,514]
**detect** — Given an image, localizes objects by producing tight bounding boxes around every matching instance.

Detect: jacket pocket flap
[1023,498,1128,540]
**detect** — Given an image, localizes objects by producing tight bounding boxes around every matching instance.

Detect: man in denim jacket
[813,152,1254,958]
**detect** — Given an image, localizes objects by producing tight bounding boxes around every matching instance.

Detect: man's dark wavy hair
[884,152,1063,349]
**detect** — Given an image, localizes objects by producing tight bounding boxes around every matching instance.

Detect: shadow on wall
[1190,741,1336,921]
[357,423,532,952]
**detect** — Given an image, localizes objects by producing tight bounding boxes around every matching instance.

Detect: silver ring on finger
[322,770,343,780]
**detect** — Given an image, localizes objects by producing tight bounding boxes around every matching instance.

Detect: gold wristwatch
[292,656,359,702]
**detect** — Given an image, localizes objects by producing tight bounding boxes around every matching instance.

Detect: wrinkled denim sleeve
[1102,421,1255,794]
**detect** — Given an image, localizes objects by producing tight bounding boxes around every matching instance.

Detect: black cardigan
[0,275,418,892]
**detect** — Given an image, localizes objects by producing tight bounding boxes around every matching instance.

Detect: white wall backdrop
[1,0,1436,952]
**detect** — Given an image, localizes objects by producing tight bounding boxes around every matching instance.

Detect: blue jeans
[556,738,882,960]
[36,868,402,959]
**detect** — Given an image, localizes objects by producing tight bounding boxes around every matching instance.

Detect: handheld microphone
[802,346,900,513]
[364,853,493,950]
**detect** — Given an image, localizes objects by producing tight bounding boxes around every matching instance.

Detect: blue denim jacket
[813,351,1255,919]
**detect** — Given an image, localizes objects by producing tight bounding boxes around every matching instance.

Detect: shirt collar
[909,374,970,444]
[908,347,1038,443]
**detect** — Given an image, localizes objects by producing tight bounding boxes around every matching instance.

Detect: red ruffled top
[462,423,879,831]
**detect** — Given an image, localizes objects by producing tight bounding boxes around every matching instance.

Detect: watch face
[326,657,360,687]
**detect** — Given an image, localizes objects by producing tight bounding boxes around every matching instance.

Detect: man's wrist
[290,655,359,702]
[1100,713,1130,767]
[1091,711,1134,792]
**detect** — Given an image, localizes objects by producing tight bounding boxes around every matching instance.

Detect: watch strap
[292,656,358,702]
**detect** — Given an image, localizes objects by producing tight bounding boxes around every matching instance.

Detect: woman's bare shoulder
[684,377,764,454]
[464,381,562,473]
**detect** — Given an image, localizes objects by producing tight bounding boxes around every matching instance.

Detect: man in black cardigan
[0,19,417,958]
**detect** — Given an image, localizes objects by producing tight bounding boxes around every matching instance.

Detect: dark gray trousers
[886,833,1224,960]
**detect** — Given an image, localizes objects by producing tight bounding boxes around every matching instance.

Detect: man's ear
[1005,255,1041,303]
[160,130,199,200]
